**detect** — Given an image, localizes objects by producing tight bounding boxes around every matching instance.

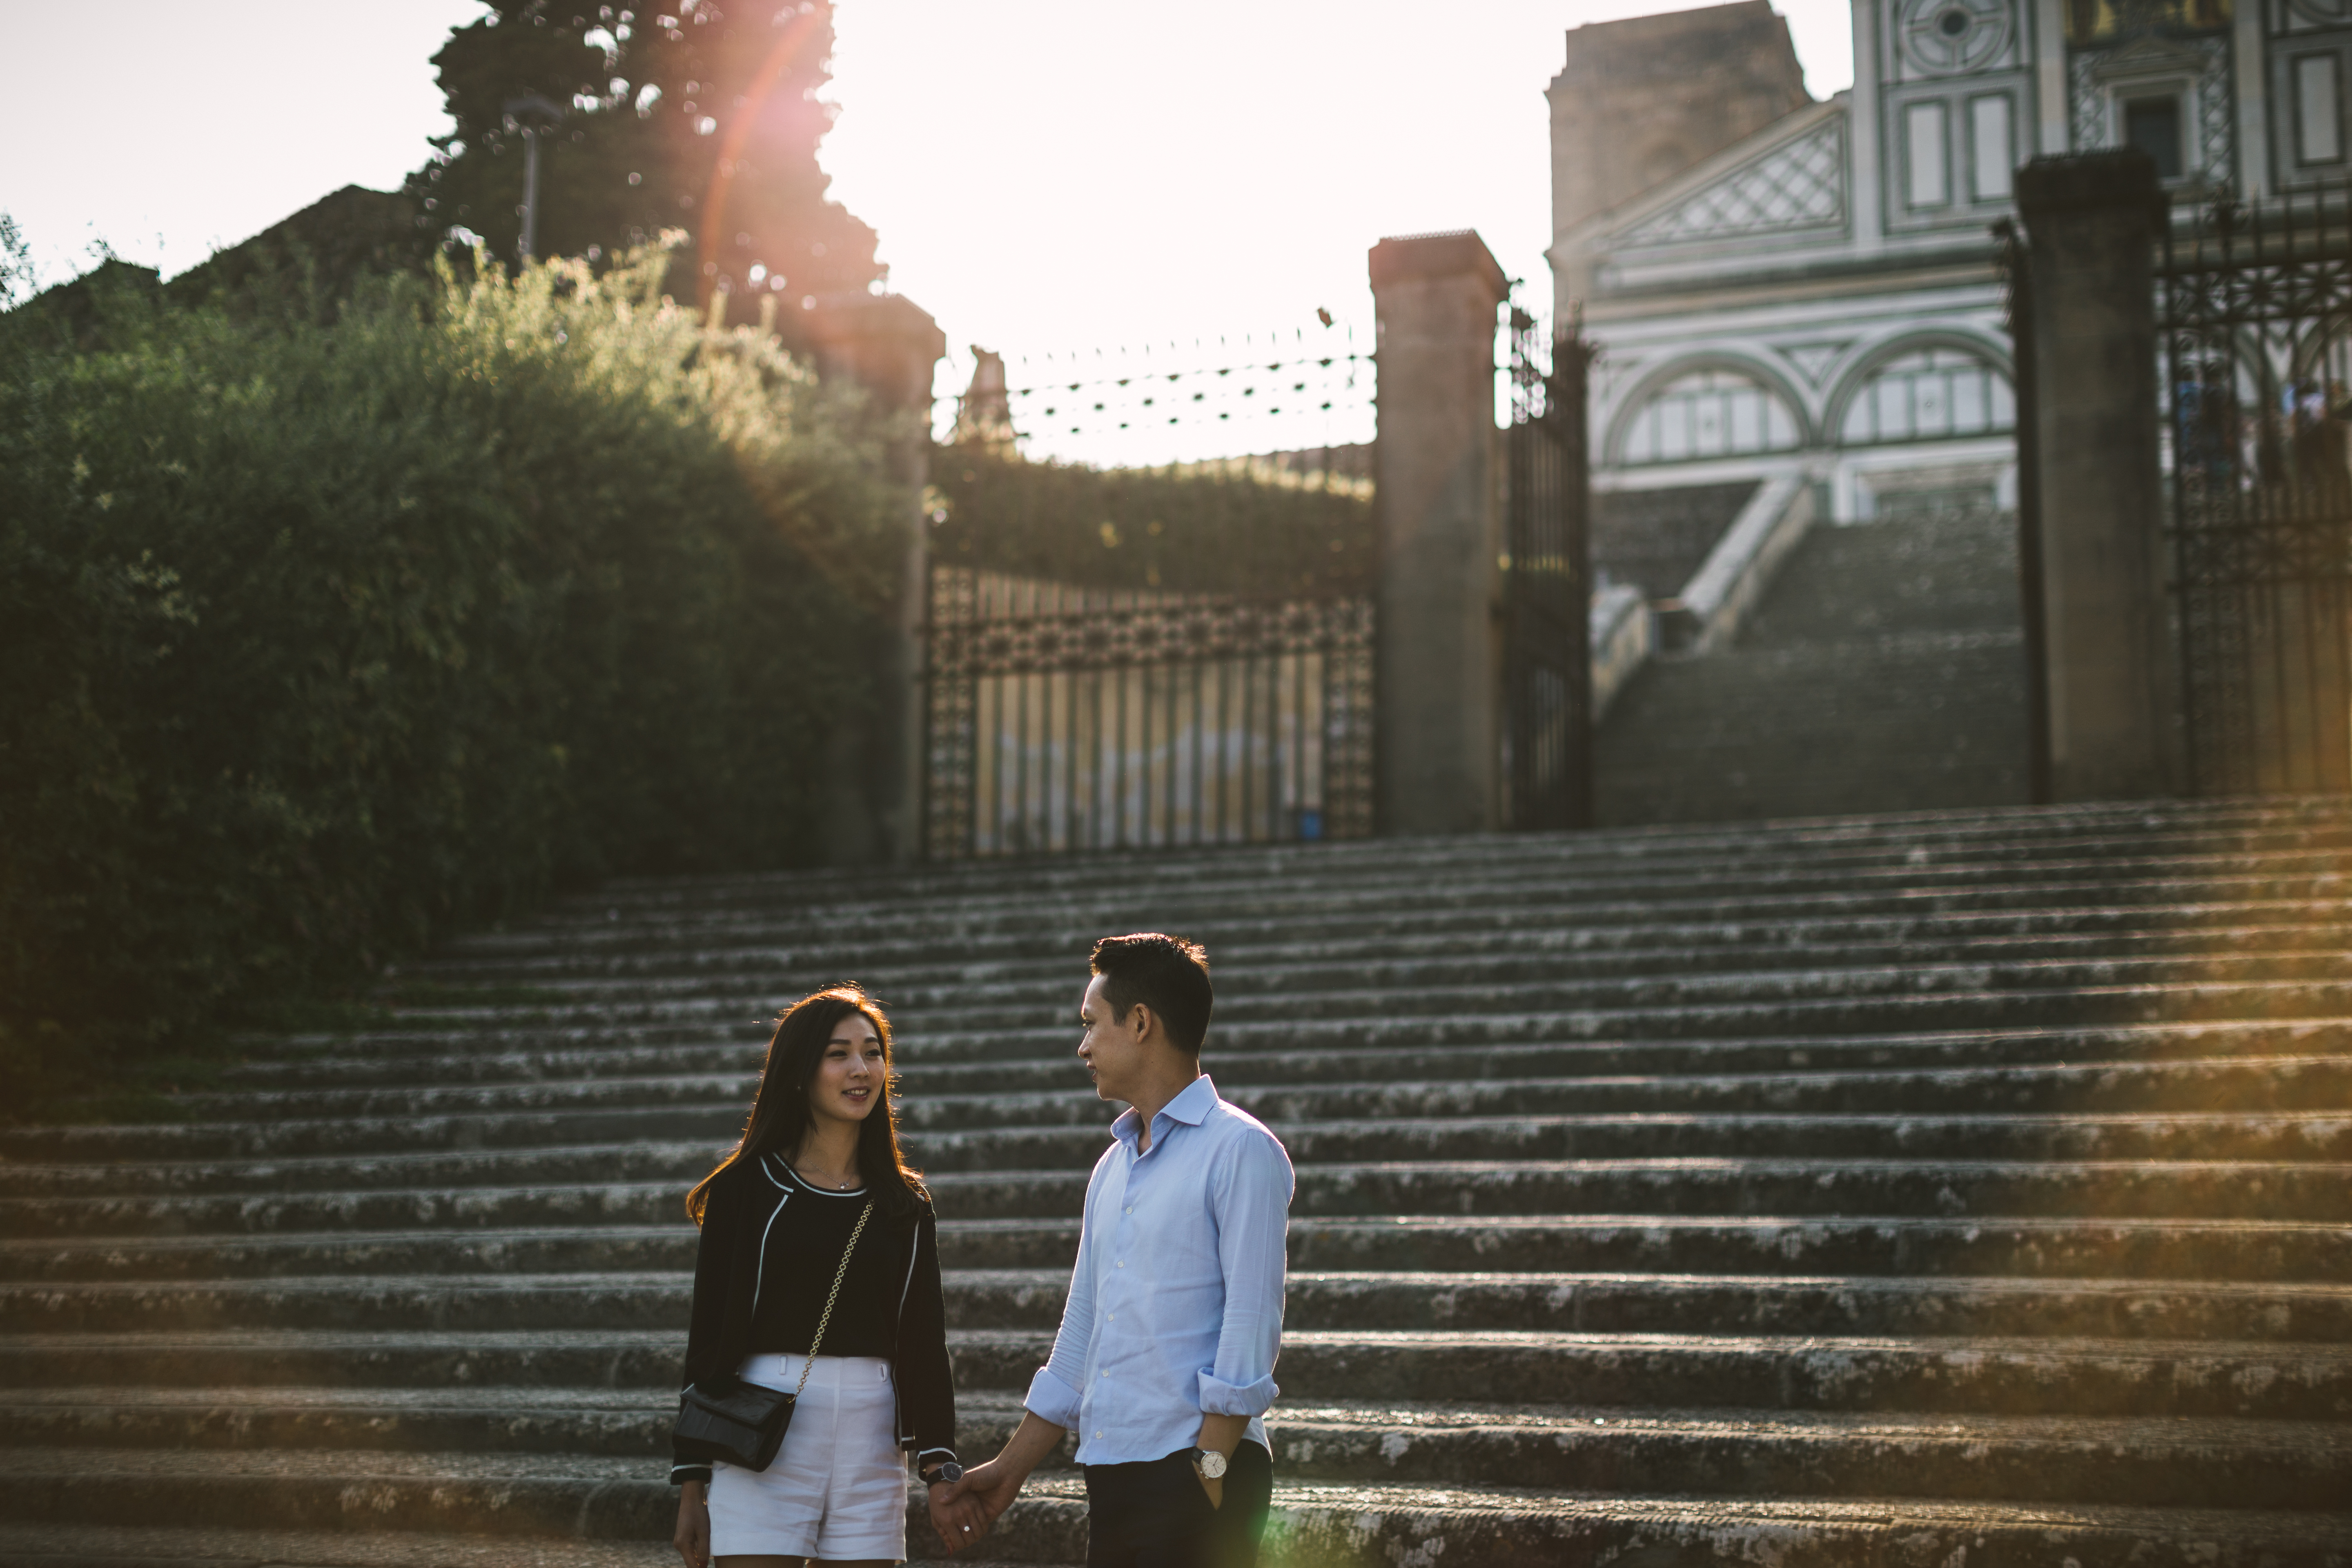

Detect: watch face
[1196,1450,1227,1479]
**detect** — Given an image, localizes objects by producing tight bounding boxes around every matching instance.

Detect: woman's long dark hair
[685,985,929,1226]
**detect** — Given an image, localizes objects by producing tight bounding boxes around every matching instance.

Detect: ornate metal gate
[1501,306,1595,831]
[919,343,1378,859]
[922,568,1374,858]
[2158,185,2352,795]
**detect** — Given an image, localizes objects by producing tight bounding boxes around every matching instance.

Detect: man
[949,933,1292,1567]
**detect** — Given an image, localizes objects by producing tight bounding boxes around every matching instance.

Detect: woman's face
[806,1010,886,1129]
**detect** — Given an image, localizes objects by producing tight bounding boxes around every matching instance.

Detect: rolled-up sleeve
[1027,1162,1104,1430]
[1197,1127,1292,1416]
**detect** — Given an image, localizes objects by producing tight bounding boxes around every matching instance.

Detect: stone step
[392,857,2352,977]
[342,924,2352,1021]
[0,1523,708,1568]
[210,1014,2352,1096]
[9,1213,2345,1285]
[376,901,2352,995]
[436,826,2352,929]
[277,953,2352,1040]
[462,808,2352,910]
[7,1156,2347,1239]
[2,1450,2349,1567]
[19,1022,2342,1161]
[4,1388,2346,1514]
[7,1269,2346,1342]
[64,1054,2352,1155]
[181,981,2352,1085]
[13,1112,2346,1202]
[3,1328,2344,1418]
[396,900,2352,1010]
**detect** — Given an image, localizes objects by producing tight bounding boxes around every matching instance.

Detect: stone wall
[1548,1,1812,237]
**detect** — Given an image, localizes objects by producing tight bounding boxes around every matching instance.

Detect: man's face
[1077,972,1148,1105]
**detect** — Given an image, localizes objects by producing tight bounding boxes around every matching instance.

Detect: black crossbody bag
[673,1199,873,1473]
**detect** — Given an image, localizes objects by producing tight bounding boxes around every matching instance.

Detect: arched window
[1617,368,1804,465]
[1837,345,2015,445]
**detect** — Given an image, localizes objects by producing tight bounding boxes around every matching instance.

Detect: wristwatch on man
[922,1461,964,1487]
[1187,1447,1228,1481]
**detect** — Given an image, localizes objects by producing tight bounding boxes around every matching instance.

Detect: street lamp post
[503,93,565,262]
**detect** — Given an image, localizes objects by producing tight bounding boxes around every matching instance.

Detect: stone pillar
[802,292,947,864]
[2015,152,2178,801]
[1369,231,1510,835]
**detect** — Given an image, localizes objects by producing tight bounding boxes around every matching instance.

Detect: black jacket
[669,1151,956,1485]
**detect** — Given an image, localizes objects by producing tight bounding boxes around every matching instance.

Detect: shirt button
[1107,1313,1115,1321]
[1116,1261,1125,1268]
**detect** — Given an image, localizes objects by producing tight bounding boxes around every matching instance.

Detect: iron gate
[1501,305,1595,831]
[920,342,1379,861]
[922,567,1374,858]
[2158,185,2352,795]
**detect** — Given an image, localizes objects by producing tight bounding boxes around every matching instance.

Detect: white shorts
[706,1353,909,1562]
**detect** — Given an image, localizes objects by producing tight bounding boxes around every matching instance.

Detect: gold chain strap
[792,1200,874,1402]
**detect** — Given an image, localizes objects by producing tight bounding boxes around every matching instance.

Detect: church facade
[1550,0,2311,522]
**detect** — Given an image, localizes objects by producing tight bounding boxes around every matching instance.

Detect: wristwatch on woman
[1187,1447,1228,1481]
[922,1461,964,1487]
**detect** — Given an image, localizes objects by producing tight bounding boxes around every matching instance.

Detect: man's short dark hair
[1090,933,1213,1055]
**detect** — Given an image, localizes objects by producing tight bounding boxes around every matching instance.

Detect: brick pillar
[2015,153,2179,801]
[802,292,947,864]
[1369,231,1511,835]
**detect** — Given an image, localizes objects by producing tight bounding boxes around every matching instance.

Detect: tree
[407,0,882,324]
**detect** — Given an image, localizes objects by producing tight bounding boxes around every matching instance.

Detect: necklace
[790,1158,858,1191]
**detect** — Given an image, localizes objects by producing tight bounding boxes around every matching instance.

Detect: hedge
[0,248,902,1109]
[928,445,1375,599]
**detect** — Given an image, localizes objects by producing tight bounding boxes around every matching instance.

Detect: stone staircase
[1596,503,2034,824]
[4,799,2351,1566]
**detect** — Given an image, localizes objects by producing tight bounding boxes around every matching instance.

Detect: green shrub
[929,445,1375,599]
[0,248,901,1111]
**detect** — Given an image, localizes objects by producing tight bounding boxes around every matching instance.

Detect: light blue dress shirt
[1023,1074,1294,1466]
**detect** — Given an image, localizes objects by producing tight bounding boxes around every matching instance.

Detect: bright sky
[0,0,1854,461]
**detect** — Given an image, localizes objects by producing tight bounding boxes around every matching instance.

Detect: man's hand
[1192,1411,1247,1511]
[927,1479,989,1553]
[672,1479,710,1568]
[951,1455,1026,1525]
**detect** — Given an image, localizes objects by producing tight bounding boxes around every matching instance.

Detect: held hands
[939,1456,1025,1546]
[926,1477,990,1554]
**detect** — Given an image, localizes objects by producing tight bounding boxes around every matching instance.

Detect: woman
[672,986,983,1567]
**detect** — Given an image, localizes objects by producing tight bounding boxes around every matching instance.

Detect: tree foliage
[408,0,879,319]
[0,245,902,1112]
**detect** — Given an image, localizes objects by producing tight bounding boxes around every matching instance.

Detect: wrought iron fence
[1501,303,1595,831]
[2157,183,2352,795]
[923,569,1373,857]
[920,346,1377,859]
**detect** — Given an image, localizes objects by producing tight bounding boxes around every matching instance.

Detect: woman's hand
[1197,1470,1224,1510]
[673,1479,711,1568]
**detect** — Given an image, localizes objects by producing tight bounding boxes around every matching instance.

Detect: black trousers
[1080,1441,1273,1568]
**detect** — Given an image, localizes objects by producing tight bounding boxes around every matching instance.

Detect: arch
[1826,330,2017,448]
[1606,353,1815,467]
